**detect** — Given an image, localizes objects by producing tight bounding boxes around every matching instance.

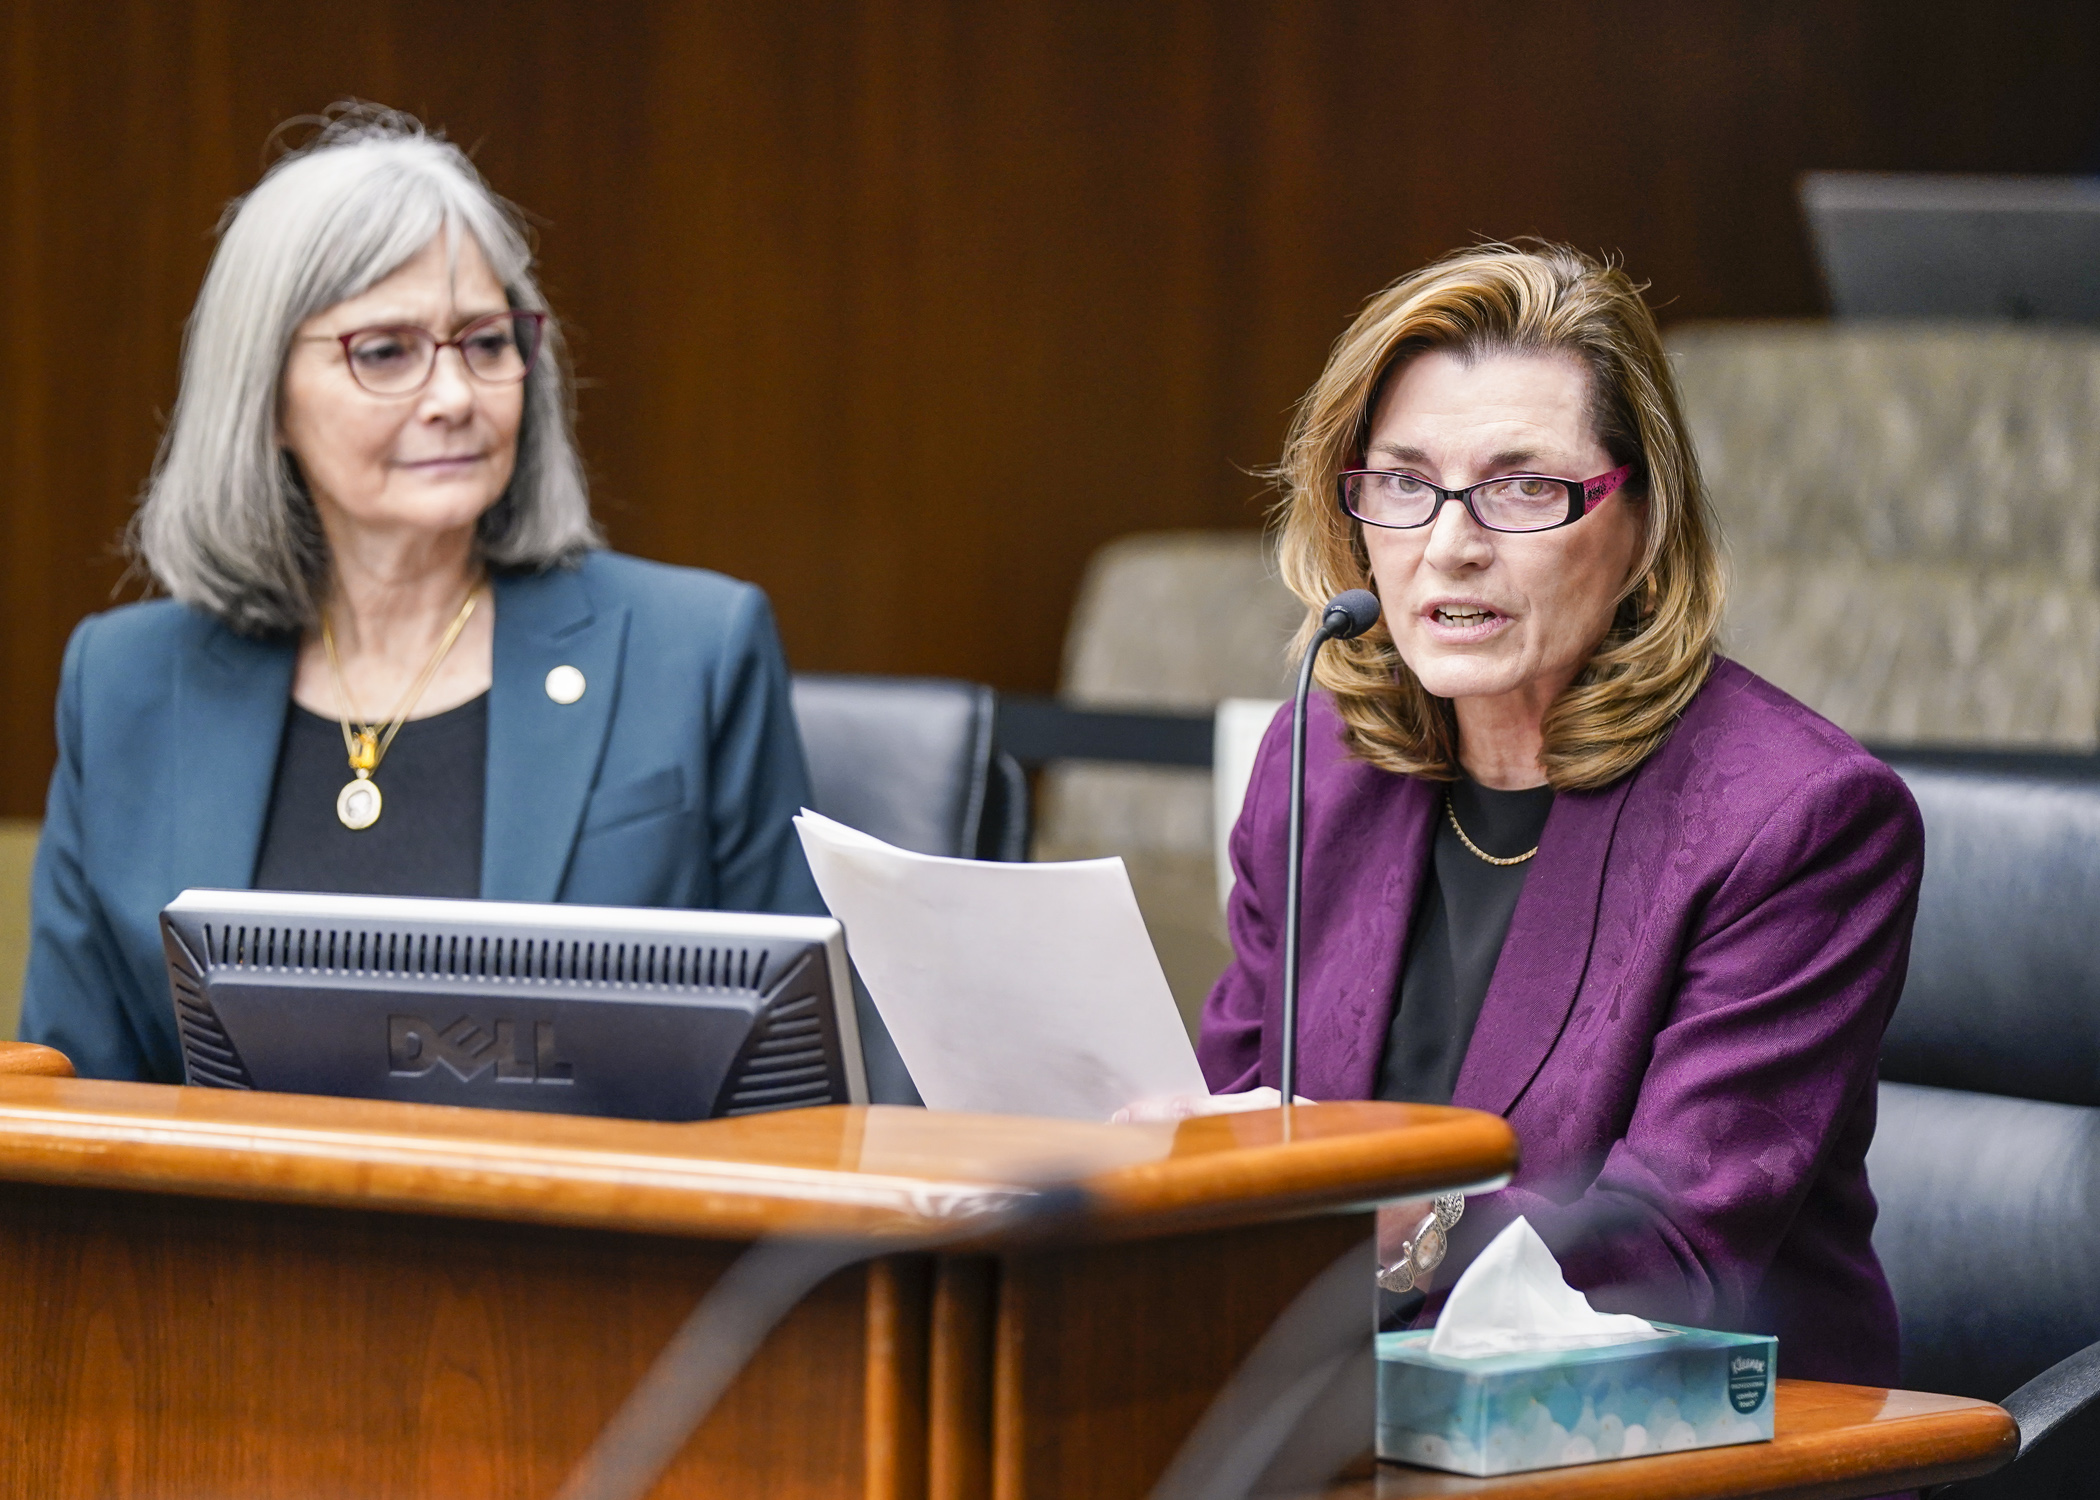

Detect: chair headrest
[790,675,994,860]
[1884,765,2100,1106]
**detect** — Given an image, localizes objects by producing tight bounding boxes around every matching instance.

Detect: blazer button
[545,665,586,704]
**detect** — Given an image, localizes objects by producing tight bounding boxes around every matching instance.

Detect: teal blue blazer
[19,550,824,1083]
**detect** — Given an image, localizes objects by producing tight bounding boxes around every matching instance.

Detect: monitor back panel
[1803,172,2100,324]
[161,894,860,1121]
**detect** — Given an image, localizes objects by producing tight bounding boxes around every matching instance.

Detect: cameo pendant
[336,771,383,831]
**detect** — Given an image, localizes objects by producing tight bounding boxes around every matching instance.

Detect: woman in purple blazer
[1198,244,1923,1385]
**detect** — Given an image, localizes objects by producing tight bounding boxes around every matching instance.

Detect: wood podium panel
[993,1213,1372,1500]
[5,1183,856,1497]
[0,1073,1517,1499]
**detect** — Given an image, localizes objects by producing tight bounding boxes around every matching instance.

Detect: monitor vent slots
[167,936,255,1089]
[197,923,770,992]
[722,993,835,1114]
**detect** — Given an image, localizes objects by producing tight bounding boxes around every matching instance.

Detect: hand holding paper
[793,810,1209,1120]
[1111,1087,1314,1122]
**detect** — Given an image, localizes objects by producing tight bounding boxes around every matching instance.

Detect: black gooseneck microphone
[1280,589,1382,1111]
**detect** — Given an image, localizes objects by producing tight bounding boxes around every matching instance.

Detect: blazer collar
[173,620,296,892]
[482,563,628,901]
[1452,771,1636,1119]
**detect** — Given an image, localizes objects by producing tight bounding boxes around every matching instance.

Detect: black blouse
[252,695,489,898]
[1374,775,1556,1106]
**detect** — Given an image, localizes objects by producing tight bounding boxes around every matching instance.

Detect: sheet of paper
[794,809,1209,1120]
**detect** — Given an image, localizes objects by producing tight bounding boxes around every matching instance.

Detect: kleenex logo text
[1727,1350,1772,1414]
[389,1014,574,1084]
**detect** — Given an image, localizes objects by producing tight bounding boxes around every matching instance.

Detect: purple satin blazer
[1199,659,1923,1384]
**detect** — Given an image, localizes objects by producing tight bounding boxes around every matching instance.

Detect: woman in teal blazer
[24,554,821,1082]
[20,110,821,1082]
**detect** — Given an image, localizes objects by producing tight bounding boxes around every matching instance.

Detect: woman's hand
[1110,1086,1311,1123]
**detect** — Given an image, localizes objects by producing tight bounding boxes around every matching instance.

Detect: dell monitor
[161,889,865,1121]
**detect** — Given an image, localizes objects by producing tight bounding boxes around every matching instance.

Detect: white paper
[1427,1217,1667,1359]
[794,810,1209,1120]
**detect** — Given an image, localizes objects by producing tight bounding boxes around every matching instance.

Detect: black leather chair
[789,673,1032,1105]
[1866,755,2100,1498]
[791,673,1029,862]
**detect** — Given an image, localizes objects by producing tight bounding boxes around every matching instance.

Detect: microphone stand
[1280,591,1379,1115]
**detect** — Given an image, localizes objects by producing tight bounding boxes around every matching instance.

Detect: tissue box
[1376,1325,1776,1477]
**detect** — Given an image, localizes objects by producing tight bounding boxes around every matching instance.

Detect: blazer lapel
[1291,770,1439,1100]
[482,566,628,901]
[1453,774,1636,1119]
[172,621,296,891]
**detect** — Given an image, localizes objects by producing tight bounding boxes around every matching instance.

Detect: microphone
[1281,590,1381,1110]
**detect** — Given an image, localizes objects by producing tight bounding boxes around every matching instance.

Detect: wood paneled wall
[3,1,2097,815]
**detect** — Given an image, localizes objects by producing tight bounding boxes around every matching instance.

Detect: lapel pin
[545,665,586,705]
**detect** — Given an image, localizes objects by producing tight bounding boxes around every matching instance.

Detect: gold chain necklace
[320,586,481,831]
[1444,789,1539,867]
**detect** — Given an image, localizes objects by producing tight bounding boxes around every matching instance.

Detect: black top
[1374,776,1556,1106]
[252,695,489,898]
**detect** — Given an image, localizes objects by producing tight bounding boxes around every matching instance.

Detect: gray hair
[132,106,600,634]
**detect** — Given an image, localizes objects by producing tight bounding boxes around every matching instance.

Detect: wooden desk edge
[1763,1382,2020,1496]
[1350,1381,2018,1500]
[0,1042,75,1077]
[0,1082,1516,1244]
[1079,1117,1518,1239]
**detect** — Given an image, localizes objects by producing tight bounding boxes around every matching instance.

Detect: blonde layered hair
[1274,243,1725,792]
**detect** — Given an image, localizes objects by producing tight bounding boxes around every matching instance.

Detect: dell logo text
[388,1014,574,1084]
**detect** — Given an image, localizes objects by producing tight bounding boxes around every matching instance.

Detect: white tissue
[1426,1217,1667,1359]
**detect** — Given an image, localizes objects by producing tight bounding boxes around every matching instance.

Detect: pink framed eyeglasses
[1338,462,1635,533]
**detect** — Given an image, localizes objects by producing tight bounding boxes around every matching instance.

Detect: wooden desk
[1328,1381,2016,1500]
[0,1040,73,1076]
[0,1075,1513,1500]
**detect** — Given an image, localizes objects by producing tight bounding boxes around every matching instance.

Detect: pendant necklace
[321,585,482,831]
